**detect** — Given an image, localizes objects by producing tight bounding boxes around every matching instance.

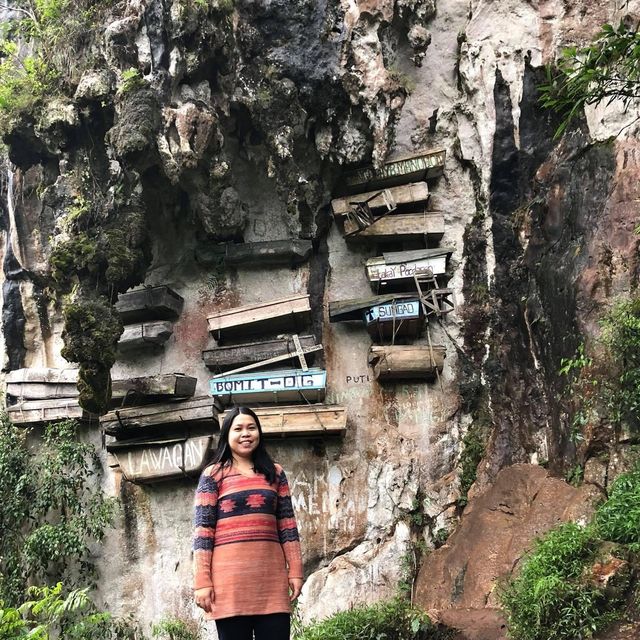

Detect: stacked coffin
[5,367,97,425]
[115,285,184,352]
[203,294,346,438]
[329,149,453,382]
[100,373,218,484]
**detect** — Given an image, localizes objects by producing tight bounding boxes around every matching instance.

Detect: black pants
[215,613,290,640]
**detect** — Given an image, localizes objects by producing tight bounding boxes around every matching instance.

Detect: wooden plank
[368,345,446,380]
[111,374,197,401]
[203,335,317,370]
[6,368,79,400]
[118,321,173,351]
[6,368,78,383]
[331,182,430,217]
[210,345,323,378]
[222,405,346,437]
[366,254,449,285]
[382,246,454,264]
[329,294,416,322]
[210,368,326,405]
[108,435,213,483]
[206,294,310,340]
[224,240,313,266]
[116,286,184,323]
[344,211,444,241]
[100,396,219,436]
[342,149,446,192]
[7,398,96,425]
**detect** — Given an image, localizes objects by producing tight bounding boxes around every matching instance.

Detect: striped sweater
[193,462,303,620]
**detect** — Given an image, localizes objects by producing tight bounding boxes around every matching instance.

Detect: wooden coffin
[368,345,445,381]
[115,286,184,323]
[118,321,173,351]
[203,335,317,371]
[100,396,218,437]
[329,294,417,323]
[366,247,454,288]
[210,368,326,404]
[111,374,197,402]
[7,398,96,425]
[342,149,446,192]
[6,368,79,400]
[107,435,213,483]
[344,211,444,242]
[224,240,313,266]
[331,182,430,218]
[365,298,424,340]
[222,405,346,437]
[207,294,311,341]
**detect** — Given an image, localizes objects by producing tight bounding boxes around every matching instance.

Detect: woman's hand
[194,587,214,612]
[289,578,303,601]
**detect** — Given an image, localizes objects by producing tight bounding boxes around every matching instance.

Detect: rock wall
[1,0,640,637]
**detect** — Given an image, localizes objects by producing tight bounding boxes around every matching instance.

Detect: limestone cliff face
[1,0,640,637]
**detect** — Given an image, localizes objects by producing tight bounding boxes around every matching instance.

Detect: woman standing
[193,406,303,640]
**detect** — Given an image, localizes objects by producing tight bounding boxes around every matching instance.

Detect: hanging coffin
[364,298,424,340]
[366,247,454,289]
[118,321,174,351]
[100,396,219,437]
[342,149,446,193]
[203,335,318,371]
[207,294,311,342]
[107,434,213,483]
[6,368,79,401]
[331,181,430,218]
[7,398,96,425]
[344,211,445,242]
[111,374,197,402]
[368,345,446,381]
[210,368,326,404]
[115,286,184,323]
[222,404,347,437]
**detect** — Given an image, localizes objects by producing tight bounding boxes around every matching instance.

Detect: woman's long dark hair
[210,406,277,484]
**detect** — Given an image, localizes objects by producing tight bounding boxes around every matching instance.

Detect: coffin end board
[116,286,184,323]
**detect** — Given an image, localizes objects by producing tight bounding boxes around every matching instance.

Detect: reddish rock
[414,464,601,613]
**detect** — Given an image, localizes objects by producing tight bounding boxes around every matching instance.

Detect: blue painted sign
[209,368,326,404]
[364,299,421,325]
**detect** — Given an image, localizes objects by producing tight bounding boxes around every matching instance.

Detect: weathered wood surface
[6,367,79,400]
[7,398,96,425]
[331,182,430,217]
[203,335,317,370]
[222,405,346,437]
[365,298,424,340]
[366,247,453,286]
[101,396,219,436]
[342,149,446,192]
[368,345,446,380]
[108,435,213,483]
[224,240,313,266]
[207,294,311,340]
[118,321,173,351]
[210,368,326,404]
[329,294,417,322]
[111,374,197,401]
[344,211,444,241]
[115,286,184,323]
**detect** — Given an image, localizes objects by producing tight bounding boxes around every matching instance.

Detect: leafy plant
[595,463,640,549]
[540,20,640,137]
[0,583,147,640]
[0,417,116,606]
[293,598,447,640]
[457,423,486,506]
[152,617,201,640]
[119,68,145,95]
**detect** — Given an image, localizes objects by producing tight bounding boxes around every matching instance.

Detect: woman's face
[228,413,260,460]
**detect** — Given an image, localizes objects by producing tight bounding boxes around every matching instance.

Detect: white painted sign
[364,299,421,324]
[366,256,447,282]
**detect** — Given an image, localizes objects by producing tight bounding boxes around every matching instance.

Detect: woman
[193,406,303,640]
